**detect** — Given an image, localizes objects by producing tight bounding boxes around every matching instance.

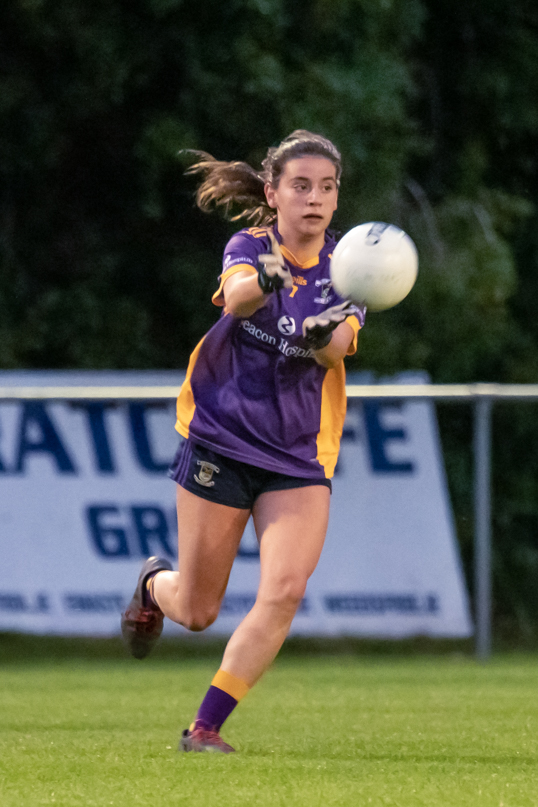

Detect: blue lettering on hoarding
[220,594,257,614]
[337,400,415,475]
[129,403,171,473]
[220,594,308,615]
[425,594,439,613]
[236,544,260,559]
[0,594,28,612]
[131,506,175,557]
[2,398,416,477]
[85,503,258,561]
[340,402,361,444]
[72,402,116,472]
[64,593,124,613]
[87,506,130,558]
[15,402,77,473]
[0,592,50,612]
[363,401,415,474]
[35,593,50,612]
[1,400,175,475]
[324,593,439,614]
[86,504,176,559]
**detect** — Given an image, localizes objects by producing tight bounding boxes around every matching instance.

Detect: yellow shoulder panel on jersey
[211,263,258,306]
[246,226,271,238]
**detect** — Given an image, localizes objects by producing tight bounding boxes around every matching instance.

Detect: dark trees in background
[2,0,538,637]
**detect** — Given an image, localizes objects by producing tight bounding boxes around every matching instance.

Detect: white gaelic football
[330,222,418,311]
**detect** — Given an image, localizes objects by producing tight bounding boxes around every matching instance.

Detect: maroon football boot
[179,726,235,754]
[121,556,172,659]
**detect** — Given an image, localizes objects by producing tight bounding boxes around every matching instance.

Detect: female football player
[122,130,365,752]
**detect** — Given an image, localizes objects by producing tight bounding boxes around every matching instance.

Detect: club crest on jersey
[314,278,333,305]
[194,461,220,487]
[277,316,296,335]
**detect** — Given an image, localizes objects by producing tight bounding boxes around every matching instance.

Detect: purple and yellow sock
[144,572,161,608]
[193,669,250,732]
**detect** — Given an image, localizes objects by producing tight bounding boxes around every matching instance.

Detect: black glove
[257,232,294,294]
[302,301,356,350]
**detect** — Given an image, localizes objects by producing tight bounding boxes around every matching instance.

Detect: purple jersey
[175,225,365,479]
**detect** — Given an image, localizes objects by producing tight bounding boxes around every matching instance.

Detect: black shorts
[169,440,332,510]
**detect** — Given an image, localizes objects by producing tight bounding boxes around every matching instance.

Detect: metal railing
[3,381,538,659]
[349,384,538,660]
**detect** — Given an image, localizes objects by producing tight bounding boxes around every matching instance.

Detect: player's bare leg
[152,486,250,630]
[121,486,249,659]
[220,485,330,685]
[181,484,330,752]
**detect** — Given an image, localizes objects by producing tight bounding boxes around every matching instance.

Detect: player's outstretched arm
[224,232,293,318]
[312,320,356,368]
[223,271,267,318]
[302,301,356,368]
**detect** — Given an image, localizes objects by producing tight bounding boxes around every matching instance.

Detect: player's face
[265,156,339,239]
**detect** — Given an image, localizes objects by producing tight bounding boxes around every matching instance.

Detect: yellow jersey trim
[246,226,272,238]
[175,335,207,438]
[346,315,361,355]
[316,362,347,478]
[211,263,258,307]
[315,317,361,476]
[279,244,319,269]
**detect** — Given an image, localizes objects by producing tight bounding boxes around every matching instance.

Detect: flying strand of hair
[181,150,275,225]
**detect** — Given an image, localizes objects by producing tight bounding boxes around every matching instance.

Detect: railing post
[474,396,493,661]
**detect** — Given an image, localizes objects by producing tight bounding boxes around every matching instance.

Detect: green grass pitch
[1,651,538,806]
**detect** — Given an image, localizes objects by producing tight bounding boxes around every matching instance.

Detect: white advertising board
[0,371,472,638]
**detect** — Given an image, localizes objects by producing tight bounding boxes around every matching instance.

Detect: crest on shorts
[194,460,220,487]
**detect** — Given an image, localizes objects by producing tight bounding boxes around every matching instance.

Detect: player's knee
[267,574,307,611]
[181,603,219,632]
